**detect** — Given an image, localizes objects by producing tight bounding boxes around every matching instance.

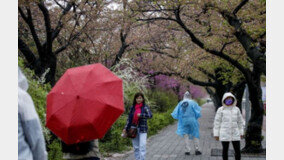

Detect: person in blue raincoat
[171,91,202,155]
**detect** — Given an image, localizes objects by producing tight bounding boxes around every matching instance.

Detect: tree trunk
[232,81,246,113]
[205,87,222,111]
[242,73,264,153]
[33,51,57,87]
[44,55,57,86]
[211,94,222,111]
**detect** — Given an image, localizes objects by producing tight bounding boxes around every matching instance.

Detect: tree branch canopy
[137,17,177,22]
[196,67,216,80]
[172,7,249,76]
[219,10,266,75]
[139,70,217,87]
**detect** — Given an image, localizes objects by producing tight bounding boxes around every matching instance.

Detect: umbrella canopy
[46,63,124,144]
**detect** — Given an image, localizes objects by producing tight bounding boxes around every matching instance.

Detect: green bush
[99,115,132,155]
[147,89,178,112]
[148,106,176,137]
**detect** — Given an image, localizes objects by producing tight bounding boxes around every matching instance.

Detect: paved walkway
[107,102,266,160]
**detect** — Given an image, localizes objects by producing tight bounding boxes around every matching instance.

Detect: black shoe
[195,150,202,155]
[185,152,190,155]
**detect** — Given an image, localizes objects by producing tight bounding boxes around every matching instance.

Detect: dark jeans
[221,141,241,160]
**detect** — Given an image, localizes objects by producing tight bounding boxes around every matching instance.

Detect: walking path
[107,102,266,160]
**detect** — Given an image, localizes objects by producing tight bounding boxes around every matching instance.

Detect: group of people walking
[121,91,244,160]
[18,67,245,160]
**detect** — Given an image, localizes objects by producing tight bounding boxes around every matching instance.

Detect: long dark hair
[132,92,145,106]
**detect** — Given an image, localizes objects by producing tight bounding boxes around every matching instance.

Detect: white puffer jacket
[213,92,245,141]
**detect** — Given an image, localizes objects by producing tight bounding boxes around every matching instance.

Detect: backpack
[61,140,94,155]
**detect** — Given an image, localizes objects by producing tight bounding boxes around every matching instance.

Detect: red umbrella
[46,63,124,144]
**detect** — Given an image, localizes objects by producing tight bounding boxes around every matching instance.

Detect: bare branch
[54,15,93,55]
[18,7,28,22]
[233,0,249,15]
[111,30,130,67]
[50,1,74,42]
[133,8,176,13]
[195,67,216,80]
[38,2,52,53]
[54,0,65,10]
[19,7,43,55]
[220,41,234,53]
[137,17,177,22]
[147,48,178,59]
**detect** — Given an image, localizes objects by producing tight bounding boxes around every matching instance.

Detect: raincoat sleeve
[237,107,245,136]
[171,103,180,120]
[140,105,152,119]
[193,102,201,119]
[18,88,47,160]
[213,107,223,137]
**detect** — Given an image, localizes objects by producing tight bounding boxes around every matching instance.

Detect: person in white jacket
[213,92,245,160]
[18,67,48,160]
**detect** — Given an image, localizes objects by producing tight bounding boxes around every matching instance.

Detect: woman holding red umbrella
[123,92,153,160]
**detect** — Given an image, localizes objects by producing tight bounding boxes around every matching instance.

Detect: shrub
[99,115,132,155]
[147,89,178,112]
[148,105,176,137]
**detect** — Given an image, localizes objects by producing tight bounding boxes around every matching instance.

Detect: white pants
[184,134,200,152]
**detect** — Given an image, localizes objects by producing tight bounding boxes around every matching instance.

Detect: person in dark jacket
[62,139,101,160]
[123,92,152,160]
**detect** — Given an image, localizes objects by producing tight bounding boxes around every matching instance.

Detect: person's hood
[183,91,192,100]
[222,92,237,107]
[18,67,29,91]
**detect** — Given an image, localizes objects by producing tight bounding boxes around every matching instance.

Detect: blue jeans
[132,129,147,160]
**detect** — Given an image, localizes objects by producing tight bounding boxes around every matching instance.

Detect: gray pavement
[106,102,266,160]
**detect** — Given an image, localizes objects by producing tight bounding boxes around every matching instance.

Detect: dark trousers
[221,141,241,160]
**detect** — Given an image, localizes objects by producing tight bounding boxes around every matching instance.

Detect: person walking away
[122,92,153,160]
[18,67,48,160]
[213,92,245,160]
[171,91,202,155]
